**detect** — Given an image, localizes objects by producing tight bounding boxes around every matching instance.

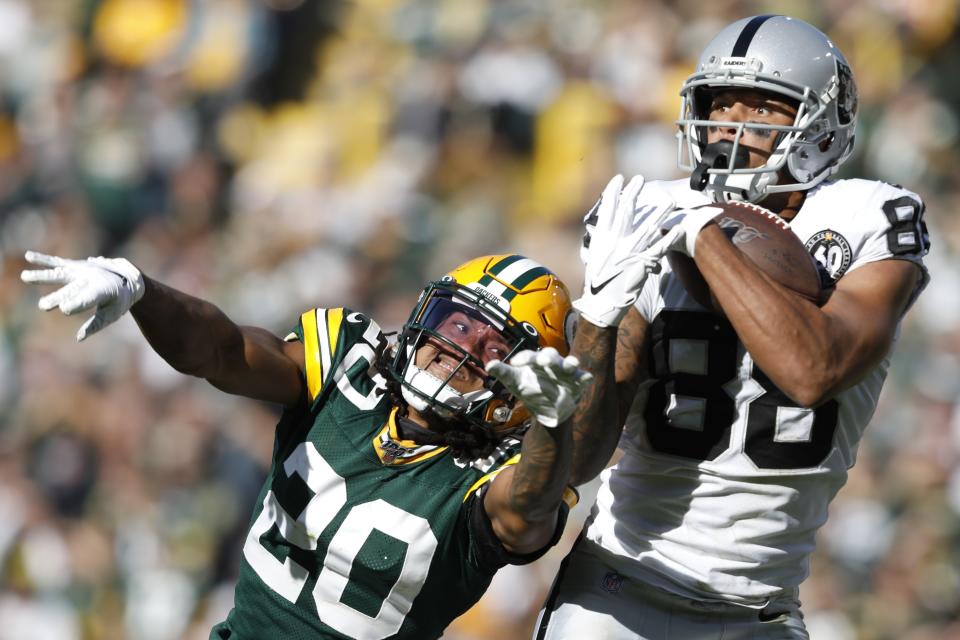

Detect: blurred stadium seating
[1,1,959,638]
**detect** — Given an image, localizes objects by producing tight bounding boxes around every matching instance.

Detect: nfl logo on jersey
[600,571,623,594]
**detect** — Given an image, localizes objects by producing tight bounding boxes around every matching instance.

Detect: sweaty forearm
[569,321,621,485]
[130,276,244,379]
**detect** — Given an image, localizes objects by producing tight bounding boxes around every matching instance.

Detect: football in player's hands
[668,202,824,314]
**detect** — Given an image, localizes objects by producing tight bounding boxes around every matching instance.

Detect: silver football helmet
[676,15,859,203]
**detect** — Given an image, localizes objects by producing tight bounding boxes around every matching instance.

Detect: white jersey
[585,178,929,606]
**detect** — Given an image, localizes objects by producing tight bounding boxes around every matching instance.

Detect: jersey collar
[372,407,449,466]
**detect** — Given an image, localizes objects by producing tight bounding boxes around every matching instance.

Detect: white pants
[533,540,809,640]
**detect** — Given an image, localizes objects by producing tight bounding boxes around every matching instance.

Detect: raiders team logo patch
[805,230,852,283]
[600,571,623,594]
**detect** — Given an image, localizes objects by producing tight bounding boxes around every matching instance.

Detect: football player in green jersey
[21,251,592,640]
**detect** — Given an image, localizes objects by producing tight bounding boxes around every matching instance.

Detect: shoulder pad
[298,307,347,401]
[296,308,386,402]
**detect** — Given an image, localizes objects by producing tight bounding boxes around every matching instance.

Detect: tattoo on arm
[569,322,619,484]
[569,313,648,484]
[506,424,570,521]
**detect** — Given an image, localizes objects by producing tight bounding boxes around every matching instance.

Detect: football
[667,201,823,313]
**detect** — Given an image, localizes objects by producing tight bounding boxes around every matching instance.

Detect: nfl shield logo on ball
[600,571,623,593]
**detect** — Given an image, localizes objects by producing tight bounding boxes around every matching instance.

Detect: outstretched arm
[131,277,305,405]
[481,422,571,555]
[482,349,591,555]
[21,251,305,406]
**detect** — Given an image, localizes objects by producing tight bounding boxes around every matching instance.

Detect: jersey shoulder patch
[799,179,929,283]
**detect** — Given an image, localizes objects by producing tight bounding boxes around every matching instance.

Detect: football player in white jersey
[536,14,930,640]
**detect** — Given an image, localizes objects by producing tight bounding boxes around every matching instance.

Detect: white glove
[579,194,601,268]
[655,205,724,257]
[575,174,675,328]
[486,347,593,428]
[20,251,145,342]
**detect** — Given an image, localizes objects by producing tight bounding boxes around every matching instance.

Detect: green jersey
[211,308,567,640]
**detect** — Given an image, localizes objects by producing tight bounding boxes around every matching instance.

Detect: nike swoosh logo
[589,272,621,295]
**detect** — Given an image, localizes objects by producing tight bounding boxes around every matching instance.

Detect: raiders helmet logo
[805,230,852,283]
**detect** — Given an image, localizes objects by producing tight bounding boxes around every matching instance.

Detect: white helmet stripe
[491,257,543,291]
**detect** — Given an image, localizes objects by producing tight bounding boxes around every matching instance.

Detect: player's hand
[653,205,723,258]
[20,251,145,342]
[486,348,593,428]
[575,174,675,328]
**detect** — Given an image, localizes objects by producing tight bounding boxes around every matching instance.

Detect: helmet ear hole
[818,133,835,152]
[520,321,539,342]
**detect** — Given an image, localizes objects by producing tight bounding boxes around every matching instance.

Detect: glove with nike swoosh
[574,174,675,328]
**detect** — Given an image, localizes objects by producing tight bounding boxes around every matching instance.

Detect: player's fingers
[555,357,592,391]
[507,350,537,368]
[610,252,657,293]
[533,347,560,365]
[619,176,646,230]
[58,288,102,316]
[644,227,684,260]
[76,313,104,342]
[597,174,624,231]
[643,205,676,237]
[529,349,562,381]
[38,281,97,315]
[620,250,660,274]
[557,355,582,376]
[485,359,518,385]
[20,267,71,285]
[23,251,67,268]
[37,283,77,311]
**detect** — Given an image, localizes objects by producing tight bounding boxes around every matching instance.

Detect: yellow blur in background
[2,1,960,639]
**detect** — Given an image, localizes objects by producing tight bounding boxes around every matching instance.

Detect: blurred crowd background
[1,0,959,638]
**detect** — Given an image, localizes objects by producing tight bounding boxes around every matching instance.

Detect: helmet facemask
[388,278,542,438]
[676,16,858,204]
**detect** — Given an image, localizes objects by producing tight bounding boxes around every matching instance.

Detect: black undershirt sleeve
[466,486,570,574]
